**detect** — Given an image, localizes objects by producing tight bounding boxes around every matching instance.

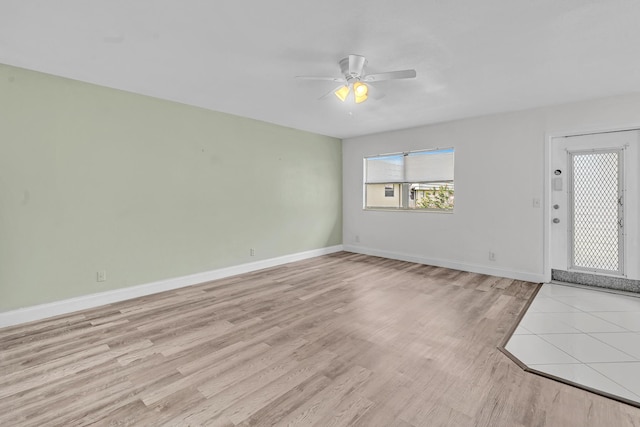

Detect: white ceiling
[2,1,640,139]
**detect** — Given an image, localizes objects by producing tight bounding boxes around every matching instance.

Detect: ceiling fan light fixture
[297,54,417,105]
[354,93,368,104]
[354,81,368,96]
[354,82,368,103]
[334,85,350,102]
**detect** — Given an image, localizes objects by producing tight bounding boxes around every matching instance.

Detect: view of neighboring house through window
[364,148,454,211]
[384,185,395,197]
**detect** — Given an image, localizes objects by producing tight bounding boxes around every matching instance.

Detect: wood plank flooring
[1,252,639,426]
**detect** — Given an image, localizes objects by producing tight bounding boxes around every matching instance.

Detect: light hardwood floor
[1,252,639,426]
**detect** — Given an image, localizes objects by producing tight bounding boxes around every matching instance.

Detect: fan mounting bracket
[339,55,367,78]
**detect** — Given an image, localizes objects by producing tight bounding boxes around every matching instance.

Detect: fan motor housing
[339,55,367,78]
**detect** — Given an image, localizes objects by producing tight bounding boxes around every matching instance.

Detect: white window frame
[363,147,455,212]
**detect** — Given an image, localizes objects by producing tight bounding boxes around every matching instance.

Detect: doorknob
[553,218,560,224]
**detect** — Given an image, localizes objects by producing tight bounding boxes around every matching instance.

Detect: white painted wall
[343,94,640,283]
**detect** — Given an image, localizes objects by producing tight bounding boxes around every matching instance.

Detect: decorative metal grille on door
[569,149,624,274]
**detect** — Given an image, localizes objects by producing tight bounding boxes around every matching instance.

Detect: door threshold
[551,269,639,294]
[549,280,640,298]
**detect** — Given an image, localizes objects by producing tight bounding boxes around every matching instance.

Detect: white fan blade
[363,69,417,82]
[366,83,385,100]
[296,76,344,82]
[319,84,348,100]
[348,54,366,76]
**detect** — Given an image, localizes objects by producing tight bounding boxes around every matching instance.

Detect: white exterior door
[549,130,639,280]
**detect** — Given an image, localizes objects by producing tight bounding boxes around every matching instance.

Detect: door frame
[544,124,640,283]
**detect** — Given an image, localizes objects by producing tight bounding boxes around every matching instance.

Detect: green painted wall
[0,64,342,311]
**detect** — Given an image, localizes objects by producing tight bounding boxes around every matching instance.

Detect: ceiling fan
[296,54,417,104]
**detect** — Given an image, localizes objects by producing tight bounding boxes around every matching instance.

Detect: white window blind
[365,154,404,183]
[365,149,454,183]
[405,150,454,182]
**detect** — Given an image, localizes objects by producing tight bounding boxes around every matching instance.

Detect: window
[384,185,395,197]
[364,148,454,211]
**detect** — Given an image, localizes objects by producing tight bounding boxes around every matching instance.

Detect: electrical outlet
[488,252,496,262]
[250,248,255,256]
[97,270,107,282]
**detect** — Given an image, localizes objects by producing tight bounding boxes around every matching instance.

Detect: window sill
[363,208,454,214]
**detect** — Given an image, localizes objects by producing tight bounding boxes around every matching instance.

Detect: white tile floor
[505,282,640,405]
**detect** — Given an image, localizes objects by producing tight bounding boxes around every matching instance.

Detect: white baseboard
[0,245,344,328]
[343,245,545,284]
